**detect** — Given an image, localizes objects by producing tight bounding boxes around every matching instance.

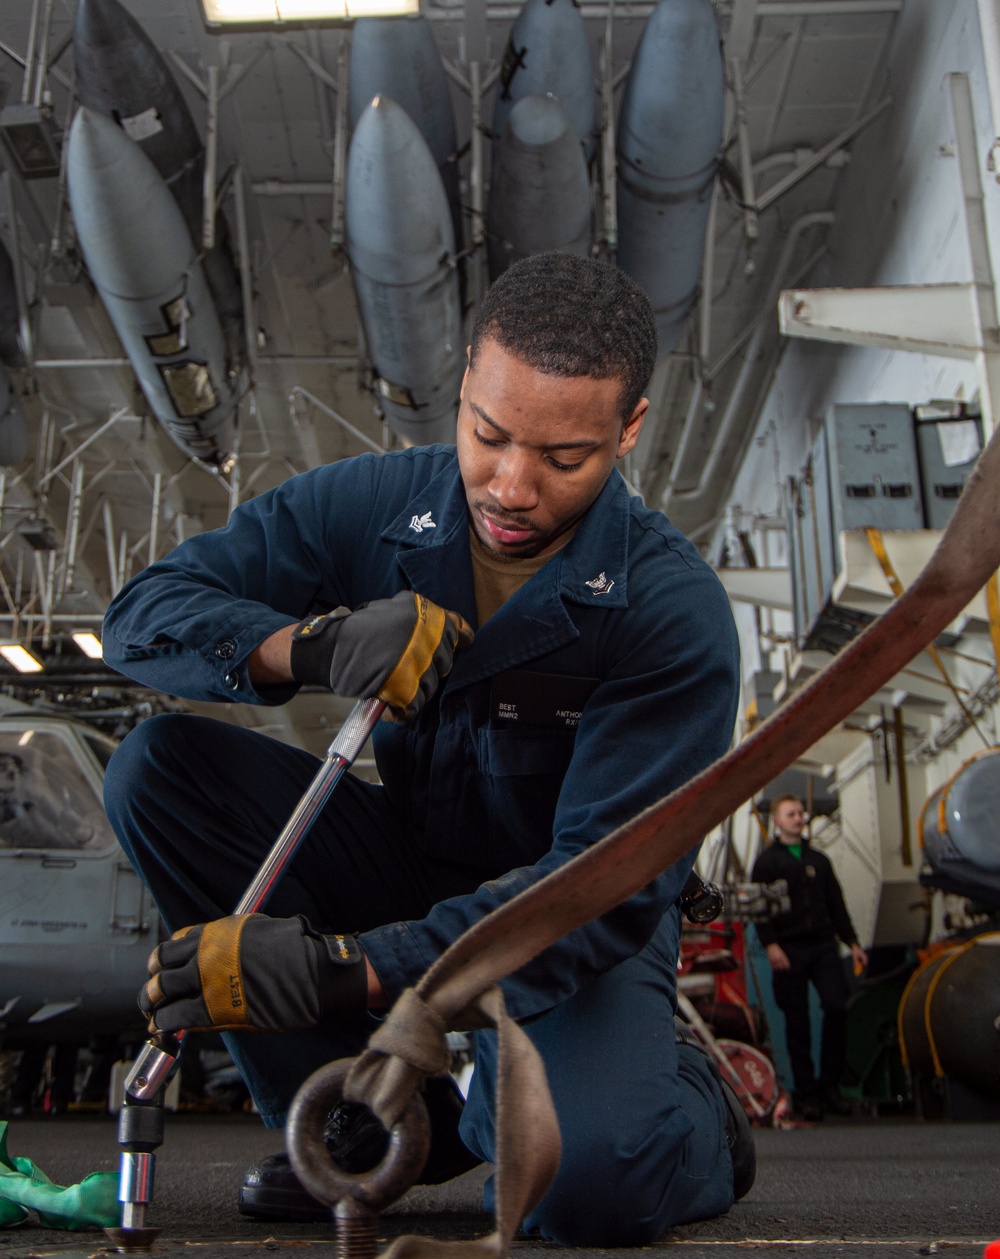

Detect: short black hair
[469,253,657,421]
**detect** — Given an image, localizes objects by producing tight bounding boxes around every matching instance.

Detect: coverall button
[215,639,237,659]
[223,670,240,690]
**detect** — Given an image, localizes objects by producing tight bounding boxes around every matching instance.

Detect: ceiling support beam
[754,97,892,213]
[779,76,999,491]
[715,566,792,611]
[977,0,1000,179]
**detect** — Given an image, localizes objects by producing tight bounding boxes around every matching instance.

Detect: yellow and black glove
[139,914,367,1035]
[289,590,474,718]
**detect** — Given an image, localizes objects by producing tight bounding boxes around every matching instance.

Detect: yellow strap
[923,939,977,1078]
[865,528,989,743]
[986,572,1000,675]
[199,915,252,1028]
[381,593,446,710]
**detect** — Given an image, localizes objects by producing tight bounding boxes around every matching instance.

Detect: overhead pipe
[330,37,349,254]
[202,65,220,251]
[61,459,84,596]
[662,210,834,510]
[149,473,162,567]
[32,0,55,108]
[102,499,119,597]
[730,55,759,247]
[20,0,41,104]
[754,97,891,213]
[232,166,258,380]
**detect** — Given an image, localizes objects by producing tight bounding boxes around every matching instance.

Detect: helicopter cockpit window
[0,730,115,852]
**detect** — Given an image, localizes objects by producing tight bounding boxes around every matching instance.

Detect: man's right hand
[289,590,473,718]
[766,942,791,972]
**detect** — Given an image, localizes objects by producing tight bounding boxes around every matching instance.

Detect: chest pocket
[478,725,576,866]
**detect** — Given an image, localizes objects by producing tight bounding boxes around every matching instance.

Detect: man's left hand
[140,914,368,1035]
[849,943,869,975]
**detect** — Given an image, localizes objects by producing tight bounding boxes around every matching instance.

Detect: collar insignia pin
[409,511,436,533]
[585,572,614,595]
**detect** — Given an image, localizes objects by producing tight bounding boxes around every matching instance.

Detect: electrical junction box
[826,403,925,533]
[913,404,983,529]
[788,404,925,650]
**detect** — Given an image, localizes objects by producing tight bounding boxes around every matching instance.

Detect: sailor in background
[102,253,752,1245]
[752,795,868,1121]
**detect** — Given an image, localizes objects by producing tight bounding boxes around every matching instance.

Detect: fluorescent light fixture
[200,0,417,27]
[0,643,43,673]
[72,630,105,660]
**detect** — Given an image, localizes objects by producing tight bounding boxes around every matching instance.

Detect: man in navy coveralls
[103,252,751,1245]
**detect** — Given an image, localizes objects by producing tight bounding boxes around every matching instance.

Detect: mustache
[473,500,536,531]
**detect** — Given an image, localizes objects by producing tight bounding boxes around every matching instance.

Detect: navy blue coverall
[102,446,741,1245]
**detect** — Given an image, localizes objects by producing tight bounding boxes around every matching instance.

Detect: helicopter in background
[0,703,159,1054]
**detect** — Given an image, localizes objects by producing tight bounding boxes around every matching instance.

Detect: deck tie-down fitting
[287,1059,430,1259]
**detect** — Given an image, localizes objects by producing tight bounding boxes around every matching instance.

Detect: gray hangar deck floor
[0,1115,996,1259]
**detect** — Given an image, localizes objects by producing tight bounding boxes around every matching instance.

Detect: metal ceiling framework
[0,0,901,739]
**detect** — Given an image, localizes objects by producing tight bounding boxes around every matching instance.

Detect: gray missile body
[73,0,244,361]
[345,96,463,448]
[492,0,597,163]
[487,94,592,279]
[67,109,237,470]
[349,17,464,258]
[615,0,724,356]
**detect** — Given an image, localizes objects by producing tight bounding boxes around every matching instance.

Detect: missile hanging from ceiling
[73,0,244,363]
[345,96,463,448]
[487,94,592,280]
[615,0,724,358]
[349,17,464,260]
[66,108,237,471]
[492,0,597,164]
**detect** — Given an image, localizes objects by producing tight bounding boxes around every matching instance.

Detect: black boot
[239,1075,481,1222]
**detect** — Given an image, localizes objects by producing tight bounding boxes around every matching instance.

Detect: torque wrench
[108,696,386,1250]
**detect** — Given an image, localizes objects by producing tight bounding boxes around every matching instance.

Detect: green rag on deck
[0,1120,121,1229]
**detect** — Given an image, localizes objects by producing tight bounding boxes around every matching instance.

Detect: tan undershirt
[469,526,572,625]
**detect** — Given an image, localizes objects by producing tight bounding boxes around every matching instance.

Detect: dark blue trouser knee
[103,713,471,1125]
[460,912,735,1246]
[105,713,735,1239]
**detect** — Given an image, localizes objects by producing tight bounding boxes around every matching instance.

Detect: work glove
[139,914,368,1035]
[289,590,474,718]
